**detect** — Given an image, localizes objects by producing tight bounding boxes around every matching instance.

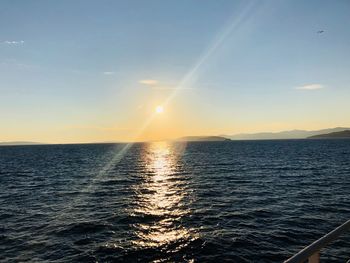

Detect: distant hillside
[176,136,230,142]
[308,130,350,139]
[0,141,43,146]
[226,127,350,140]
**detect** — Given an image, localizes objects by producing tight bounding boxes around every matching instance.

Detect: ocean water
[0,140,349,262]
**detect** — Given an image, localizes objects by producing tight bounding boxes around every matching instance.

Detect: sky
[1,0,350,143]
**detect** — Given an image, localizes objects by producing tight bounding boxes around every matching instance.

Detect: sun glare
[155,105,164,114]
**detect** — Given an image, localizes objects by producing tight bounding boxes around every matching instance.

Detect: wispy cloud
[152,87,194,90]
[103,71,115,75]
[65,124,131,132]
[0,59,41,72]
[139,79,159,86]
[139,79,193,91]
[295,84,324,90]
[2,40,24,45]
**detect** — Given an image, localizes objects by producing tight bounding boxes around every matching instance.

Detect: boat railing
[284,219,350,263]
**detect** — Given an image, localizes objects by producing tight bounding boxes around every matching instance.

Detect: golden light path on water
[131,142,197,249]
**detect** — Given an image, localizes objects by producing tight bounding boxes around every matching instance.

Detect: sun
[155,105,164,114]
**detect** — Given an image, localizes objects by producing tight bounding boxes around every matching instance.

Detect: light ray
[163,0,259,107]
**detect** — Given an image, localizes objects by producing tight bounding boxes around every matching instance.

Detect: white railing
[284,219,350,263]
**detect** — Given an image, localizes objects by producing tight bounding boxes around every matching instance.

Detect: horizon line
[1,126,350,146]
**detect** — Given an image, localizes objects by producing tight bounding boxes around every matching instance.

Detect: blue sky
[1,0,350,142]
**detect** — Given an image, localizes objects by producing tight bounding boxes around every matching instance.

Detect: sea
[0,139,349,262]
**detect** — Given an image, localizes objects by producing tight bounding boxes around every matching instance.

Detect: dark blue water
[0,140,349,262]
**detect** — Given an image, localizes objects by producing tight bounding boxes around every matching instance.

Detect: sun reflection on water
[131,141,196,249]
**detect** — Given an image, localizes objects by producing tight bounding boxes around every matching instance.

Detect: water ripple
[0,140,350,262]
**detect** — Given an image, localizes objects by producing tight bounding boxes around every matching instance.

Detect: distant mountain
[0,141,43,146]
[308,130,350,139]
[226,127,350,140]
[176,136,231,142]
